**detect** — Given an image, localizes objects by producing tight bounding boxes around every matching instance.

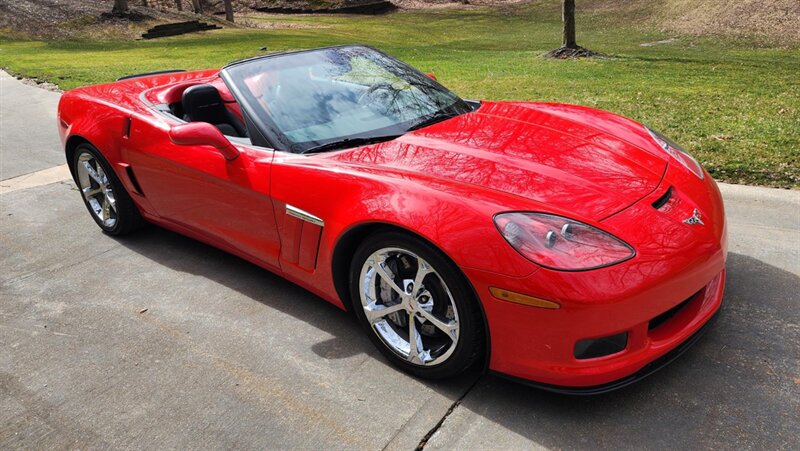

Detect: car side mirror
[169,122,240,161]
[425,72,437,81]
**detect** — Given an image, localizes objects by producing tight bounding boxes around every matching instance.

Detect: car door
[124,133,281,270]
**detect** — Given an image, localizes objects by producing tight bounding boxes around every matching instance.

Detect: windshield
[221,45,472,153]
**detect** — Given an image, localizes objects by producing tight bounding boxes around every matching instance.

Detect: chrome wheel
[359,247,460,366]
[76,152,117,228]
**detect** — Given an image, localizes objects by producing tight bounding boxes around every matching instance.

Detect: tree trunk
[112,0,129,14]
[191,0,203,13]
[224,0,234,22]
[175,0,183,11]
[546,0,595,58]
[562,0,577,48]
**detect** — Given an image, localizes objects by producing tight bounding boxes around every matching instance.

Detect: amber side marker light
[489,287,560,309]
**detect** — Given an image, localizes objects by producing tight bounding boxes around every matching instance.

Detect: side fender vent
[125,166,145,196]
[122,117,132,138]
[282,204,324,270]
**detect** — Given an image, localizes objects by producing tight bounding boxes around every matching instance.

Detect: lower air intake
[574,332,628,360]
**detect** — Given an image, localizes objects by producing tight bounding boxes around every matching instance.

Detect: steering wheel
[357,82,395,106]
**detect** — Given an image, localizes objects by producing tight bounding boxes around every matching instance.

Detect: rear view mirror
[169,122,239,161]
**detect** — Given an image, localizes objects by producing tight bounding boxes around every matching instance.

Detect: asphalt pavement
[1,70,798,450]
[0,71,64,180]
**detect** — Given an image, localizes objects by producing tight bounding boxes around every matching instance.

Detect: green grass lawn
[1,5,798,186]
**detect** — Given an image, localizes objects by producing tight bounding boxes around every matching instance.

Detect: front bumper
[466,168,727,390]
[467,264,725,389]
[493,300,722,395]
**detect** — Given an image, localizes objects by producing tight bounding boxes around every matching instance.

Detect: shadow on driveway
[115,226,799,448]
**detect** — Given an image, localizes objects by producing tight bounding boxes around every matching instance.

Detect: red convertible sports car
[57,45,726,394]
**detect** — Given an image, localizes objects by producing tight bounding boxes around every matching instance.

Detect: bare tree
[175,0,183,11]
[223,0,234,22]
[546,0,597,58]
[191,0,203,13]
[112,0,129,14]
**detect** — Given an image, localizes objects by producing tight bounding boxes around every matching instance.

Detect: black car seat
[182,84,247,138]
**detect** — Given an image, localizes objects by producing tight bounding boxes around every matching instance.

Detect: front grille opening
[648,291,699,331]
[652,186,673,210]
[574,332,628,360]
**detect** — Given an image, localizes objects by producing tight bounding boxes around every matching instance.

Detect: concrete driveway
[1,71,798,450]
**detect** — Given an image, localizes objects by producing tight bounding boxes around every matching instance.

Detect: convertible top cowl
[65,69,221,118]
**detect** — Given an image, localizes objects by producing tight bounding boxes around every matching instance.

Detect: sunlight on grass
[0,7,797,186]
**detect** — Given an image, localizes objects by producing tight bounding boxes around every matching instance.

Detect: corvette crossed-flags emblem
[683,208,705,226]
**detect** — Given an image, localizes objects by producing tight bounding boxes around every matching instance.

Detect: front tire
[350,231,484,379]
[71,143,144,236]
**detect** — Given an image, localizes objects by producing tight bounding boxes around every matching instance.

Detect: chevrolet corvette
[57,45,727,393]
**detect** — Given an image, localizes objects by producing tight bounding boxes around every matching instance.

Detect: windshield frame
[219,45,471,154]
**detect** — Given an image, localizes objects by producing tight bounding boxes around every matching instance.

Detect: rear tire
[71,143,144,236]
[350,230,484,379]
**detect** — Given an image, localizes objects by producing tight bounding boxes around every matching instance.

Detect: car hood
[329,101,668,220]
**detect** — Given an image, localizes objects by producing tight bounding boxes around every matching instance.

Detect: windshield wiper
[302,134,402,154]
[407,110,461,132]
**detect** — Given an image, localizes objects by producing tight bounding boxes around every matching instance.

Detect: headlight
[494,212,634,271]
[646,127,704,179]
